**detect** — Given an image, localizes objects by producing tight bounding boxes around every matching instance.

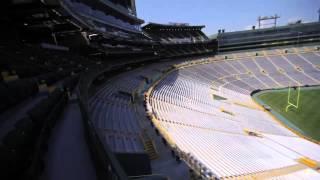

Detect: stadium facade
[0,0,320,180]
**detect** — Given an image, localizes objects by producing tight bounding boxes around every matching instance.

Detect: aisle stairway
[141,131,159,160]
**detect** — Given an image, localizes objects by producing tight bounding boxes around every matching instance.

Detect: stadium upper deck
[217,22,320,52]
[62,0,143,33]
[143,23,217,57]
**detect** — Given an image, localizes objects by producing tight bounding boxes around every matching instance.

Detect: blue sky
[136,0,320,35]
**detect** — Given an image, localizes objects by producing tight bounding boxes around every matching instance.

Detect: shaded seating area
[0,79,39,112]
[0,88,68,179]
[0,41,95,114]
[0,67,80,178]
[0,43,83,180]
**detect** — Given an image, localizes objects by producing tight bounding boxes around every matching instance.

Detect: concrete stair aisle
[141,132,159,160]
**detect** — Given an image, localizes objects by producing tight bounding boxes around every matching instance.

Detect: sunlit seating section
[148,49,320,178]
[163,123,299,178]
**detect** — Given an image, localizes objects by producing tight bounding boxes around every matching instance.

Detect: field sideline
[255,87,320,141]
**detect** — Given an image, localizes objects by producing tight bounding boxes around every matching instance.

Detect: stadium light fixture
[258,14,280,29]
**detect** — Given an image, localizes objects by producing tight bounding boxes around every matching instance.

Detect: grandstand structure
[1,0,320,180]
[217,22,320,52]
[143,23,217,57]
[61,0,160,60]
[145,46,320,179]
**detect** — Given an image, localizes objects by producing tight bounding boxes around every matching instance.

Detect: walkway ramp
[41,101,97,180]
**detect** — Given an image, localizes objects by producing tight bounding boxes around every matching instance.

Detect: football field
[255,87,320,141]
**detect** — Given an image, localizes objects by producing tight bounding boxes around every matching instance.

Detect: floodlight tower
[296,31,302,47]
[258,14,280,29]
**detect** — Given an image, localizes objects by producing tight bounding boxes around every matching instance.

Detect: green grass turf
[256,87,320,141]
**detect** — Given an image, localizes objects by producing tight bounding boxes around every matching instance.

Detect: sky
[136,0,320,36]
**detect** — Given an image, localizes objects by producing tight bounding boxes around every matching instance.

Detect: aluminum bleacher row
[146,46,320,179]
[88,62,175,154]
[84,60,197,179]
[206,51,320,95]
